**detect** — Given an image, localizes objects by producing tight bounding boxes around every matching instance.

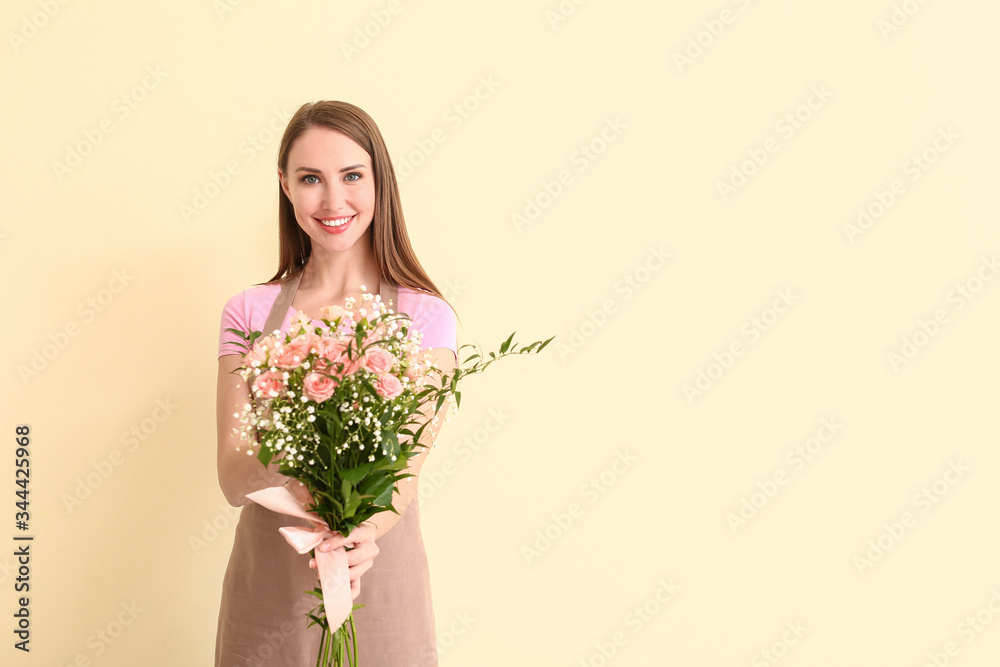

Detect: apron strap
[262,270,303,338]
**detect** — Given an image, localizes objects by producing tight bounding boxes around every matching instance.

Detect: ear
[278,169,290,198]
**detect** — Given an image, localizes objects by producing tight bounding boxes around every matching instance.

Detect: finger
[347,558,374,582]
[351,579,360,600]
[318,534,348,552]
[344,541,379,567]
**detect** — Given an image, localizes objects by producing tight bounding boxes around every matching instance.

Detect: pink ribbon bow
[245,486,352,629]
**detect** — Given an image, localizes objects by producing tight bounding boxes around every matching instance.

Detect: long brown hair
[262,100,457,322]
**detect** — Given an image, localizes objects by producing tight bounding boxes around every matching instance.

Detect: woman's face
[279,125,376,257]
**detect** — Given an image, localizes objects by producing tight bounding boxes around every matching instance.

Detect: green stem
[350,612,358,666]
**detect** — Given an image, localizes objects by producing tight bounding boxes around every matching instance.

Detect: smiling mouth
[317,214,355,228]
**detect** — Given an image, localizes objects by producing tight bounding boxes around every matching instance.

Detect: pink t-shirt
[217,282,457,361]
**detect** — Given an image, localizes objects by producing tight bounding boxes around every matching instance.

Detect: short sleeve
[218,290,250,359]
[399,288,458,362]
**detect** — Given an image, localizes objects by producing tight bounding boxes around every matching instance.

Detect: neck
[299,233,382,300]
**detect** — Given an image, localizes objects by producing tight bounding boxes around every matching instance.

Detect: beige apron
[215,272,439,666]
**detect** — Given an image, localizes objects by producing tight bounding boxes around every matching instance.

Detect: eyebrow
[295,164,368,174]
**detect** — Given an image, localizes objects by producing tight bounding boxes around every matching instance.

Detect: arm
[366,347,457,541]
[216,353,290,506]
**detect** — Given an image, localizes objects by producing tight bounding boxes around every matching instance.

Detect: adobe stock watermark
[340,0,414,62]
[877,0,933,40]
[578,578,681,666]
[852,459,969,575]
[672,0,756,73]
[682,288,798,405]
[239,596,315,664]
[436,610,476,659]
[512,116,627,233]
[17,268,135,385]
[555,245,670,362]
[55,600,144,666]
[414,275,468,327]
[214,0,251,21]
[406,609,477,665]
[521,449,637,565]
[716,84,832,202]
[886,254,997,371]
[393,76,501,182]
[843,126,958,244]
[180,106,292,223]
[917,586,1000,667]
[545,0,590,31]
[750,620,808,667]
[417,407,510,507]
[189,501,243,556]
[8,0,74,53]
[727,417,844,533]
[51,66,168,182]
[60,397,178,515]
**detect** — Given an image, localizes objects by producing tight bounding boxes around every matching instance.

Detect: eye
[344,172,362,182]
[301,174,320,184]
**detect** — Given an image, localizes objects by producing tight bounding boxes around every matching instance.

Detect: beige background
[2,1,998,665]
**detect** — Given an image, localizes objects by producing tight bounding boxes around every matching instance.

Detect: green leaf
[257,446,274,468]
[340,462,372,485]
[499,331,516,355]
[344,492,362,519]
[372,478,395,506]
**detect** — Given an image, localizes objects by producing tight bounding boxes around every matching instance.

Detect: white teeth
[319,215,353,227]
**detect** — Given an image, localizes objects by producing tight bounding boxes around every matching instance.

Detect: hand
[309,521,379,600]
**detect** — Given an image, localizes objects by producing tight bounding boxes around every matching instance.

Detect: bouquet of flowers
[225,286,552,667]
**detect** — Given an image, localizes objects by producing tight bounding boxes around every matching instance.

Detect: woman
[214,100,458,666]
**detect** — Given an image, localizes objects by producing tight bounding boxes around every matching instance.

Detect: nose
[321,180,349,211]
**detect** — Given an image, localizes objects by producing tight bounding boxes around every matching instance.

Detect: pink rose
[316,339,360,376]
[362,347,396,375]
[303,372,337,403]
[288,332,317,359]
[253,370,286,398]
[317,338,348,363]
[320,304,346,321]
[246,342,269,368]
[339,341,364,375]
[270,344,305,369]
[373,374,403,399]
